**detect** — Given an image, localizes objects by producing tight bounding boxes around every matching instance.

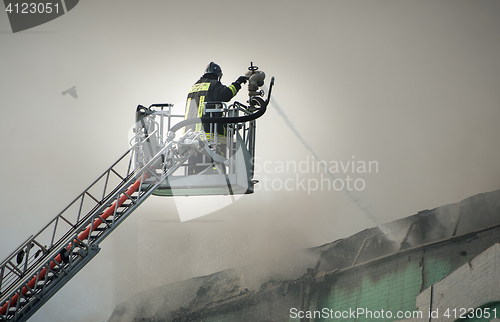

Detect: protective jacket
[184,74,241,135]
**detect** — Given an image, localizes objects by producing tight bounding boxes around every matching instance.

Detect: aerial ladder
[0,65,274,321]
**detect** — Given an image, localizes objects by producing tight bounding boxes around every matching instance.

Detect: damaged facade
[109,189,500,322]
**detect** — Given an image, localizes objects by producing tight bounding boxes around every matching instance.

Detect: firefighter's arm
[213,77,248,102]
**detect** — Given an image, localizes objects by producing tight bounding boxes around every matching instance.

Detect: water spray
[265,90,383,227]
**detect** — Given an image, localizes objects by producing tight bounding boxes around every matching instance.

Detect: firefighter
[185,62,247,174]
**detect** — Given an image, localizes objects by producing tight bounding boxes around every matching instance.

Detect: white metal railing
[0,131,198,321]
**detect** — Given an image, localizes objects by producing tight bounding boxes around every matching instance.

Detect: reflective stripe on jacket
[184,76,241,133]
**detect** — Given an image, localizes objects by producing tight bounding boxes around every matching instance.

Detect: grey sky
[1,1,500,321]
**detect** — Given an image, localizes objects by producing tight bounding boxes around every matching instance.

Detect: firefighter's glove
[236,76,248,85]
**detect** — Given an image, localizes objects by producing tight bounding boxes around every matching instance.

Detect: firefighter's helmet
[204,62,223,79]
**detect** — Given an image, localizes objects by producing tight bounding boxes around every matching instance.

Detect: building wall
[300,228,500,322]
[109,190,500,322]
[169,226,500,322]
[412,243,500,322]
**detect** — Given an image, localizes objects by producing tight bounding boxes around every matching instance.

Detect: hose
[168,96,268,135]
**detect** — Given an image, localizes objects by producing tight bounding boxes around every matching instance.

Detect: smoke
[266,89,383,227]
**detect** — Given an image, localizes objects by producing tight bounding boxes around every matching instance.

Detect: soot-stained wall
[108,189,500,322]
